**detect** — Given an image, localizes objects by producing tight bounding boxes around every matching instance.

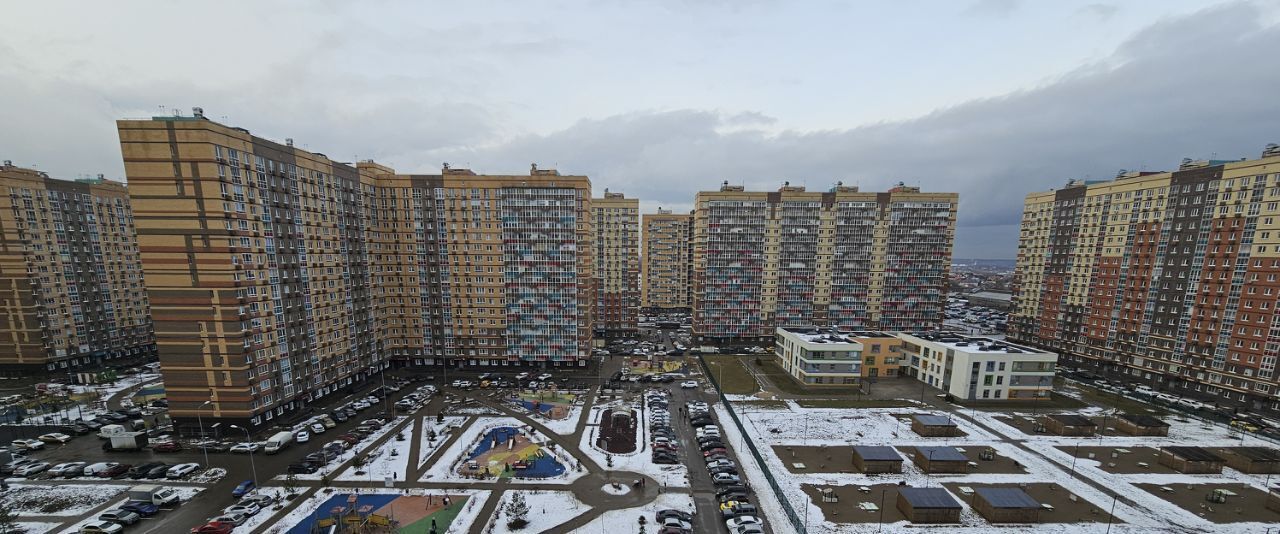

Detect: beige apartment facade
[641,209,693,311]
[592,191,639,334]
[119,112,595,431]
[0,162,155,373]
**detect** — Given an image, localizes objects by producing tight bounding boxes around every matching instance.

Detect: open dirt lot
[1135,482,1280,523]
[802,483,913,524]
[942,482,1119,524]
[1054,446,1177,474]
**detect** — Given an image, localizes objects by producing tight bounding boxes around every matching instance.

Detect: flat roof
[853,446,902,462]
[1226,447,1280,462]
[1163,446,1224,463]
[1046,414,1097,427]
[975,487,1040,509]
[843,330,897,339]
[969,291,1012,302]
[778,328,861,346]
[916,446,967,462]
[898,487,961,509]
[1118,413,1169,427]
[913,414,957,427]
[902,332,1048,355]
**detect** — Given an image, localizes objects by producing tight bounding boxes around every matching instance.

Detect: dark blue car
[232,480,256,497]
[121,501,160,517]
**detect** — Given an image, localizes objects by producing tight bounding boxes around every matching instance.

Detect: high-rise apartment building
[118,113,594,430]
[692,182,957,343]
[641,209,693,311]
[0,162,155,373]
[1011,145,1280,411]
[592,191,639,334]
[355,164,595,366]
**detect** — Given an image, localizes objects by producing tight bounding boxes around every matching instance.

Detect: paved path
[236,384,685,534]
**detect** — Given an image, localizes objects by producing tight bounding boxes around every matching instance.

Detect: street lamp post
[1105,492,1118,534]
[196,400,213,468]
[230,424,259,489]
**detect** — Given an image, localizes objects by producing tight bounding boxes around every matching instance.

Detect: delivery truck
[263,430,294,454]
[127,484,181,506]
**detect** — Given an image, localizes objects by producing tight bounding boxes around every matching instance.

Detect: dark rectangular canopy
[975,487,1040,509]
[917,446,967,462]
[1164,446,1223,462]
[914,414,957,427]
[1118,413,1169,427]
[899,487,961,509]
[1047,414,1096,427]
[854,446,902,462]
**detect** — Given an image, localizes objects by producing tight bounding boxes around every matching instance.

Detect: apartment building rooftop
[904,332,1043,355]
[778,327,862,345]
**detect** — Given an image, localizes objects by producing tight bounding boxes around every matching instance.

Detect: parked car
[189,522,234,534]
[11,438,44,451]
[79,520,124,534]
[726,516,764,530]
[167,462,201,479]
[681,380,698,389]
[152,441,182,452]
[288,463,319,474]
[225,502,261,516]
[98,464,131,478]
[230,442,260,454]
[232,480,257,497]
[295,430,311,443]
[98,509,141,526]
[121,501,160,517]
[309,423,327,434]
[208,513,247,526]
[14,461,50,476]
[38,432,73,444]
[128,462,164,479]
[49,461,87,477]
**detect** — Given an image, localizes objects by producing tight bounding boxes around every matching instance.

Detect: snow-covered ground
[335,427,413,482]
[419,416,469,467]
[272,416,408,481]
[0,483,129,516]
[578,399,690,487]
[529,402,584,435]
[481,490,590,534]
[734,400,1280,533]
[566,492,694,534]
[420,417,586,485]
[13,522,58,534]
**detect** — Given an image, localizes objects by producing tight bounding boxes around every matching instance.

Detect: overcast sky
[3,0,1279,259]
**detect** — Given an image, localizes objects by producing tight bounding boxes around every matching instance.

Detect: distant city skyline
[3,1,1279,259]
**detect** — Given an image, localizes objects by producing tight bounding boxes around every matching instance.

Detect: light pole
[230,424,259,489]
[196,400,213,468]
[1105,492,1118,534]
[1069,441,1081,478]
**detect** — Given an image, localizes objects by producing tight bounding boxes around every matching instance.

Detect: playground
[285,493,470,534]
[626,357,686,376]
[514,391,576,420]
[459,426,566,479]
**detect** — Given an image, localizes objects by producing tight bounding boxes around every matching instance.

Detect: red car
[98,463,131,478]
[153,441,182,453]
[703,448,727,457]
[190,522,234,534]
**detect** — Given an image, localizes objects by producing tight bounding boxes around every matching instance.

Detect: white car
[11,438,44,451]
[230,442,260,454]
[225,502,261,516]
[712,473,742,485]
[209,513,247,526]
[537,373,553,381]
[49,461,87,476]
[166,462,201,479]
[726,516,763,530]
[681,380,699,389]
[515,372,530,380]
[79,520,124,534]
[309,423,327,434]
[295,430,311,443]
[38,432,73,444]
[14,461,50,476]
[82,462,119,476]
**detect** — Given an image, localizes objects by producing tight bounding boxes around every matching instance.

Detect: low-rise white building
[774,328,863,385]
[897,332,1057,401]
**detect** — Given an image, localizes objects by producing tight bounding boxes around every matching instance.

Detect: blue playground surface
[286,494,398,534]
[466,426,565,478]
[518,400,554,414]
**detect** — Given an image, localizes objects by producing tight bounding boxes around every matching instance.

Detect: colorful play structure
[290,493,468,534]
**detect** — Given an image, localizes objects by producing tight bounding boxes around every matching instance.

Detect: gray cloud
[412,2,1280,258]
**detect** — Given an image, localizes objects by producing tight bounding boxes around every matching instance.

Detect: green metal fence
[699,354,805,533]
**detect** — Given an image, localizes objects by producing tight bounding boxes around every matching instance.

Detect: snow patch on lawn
[566,492,693,534]
[13,522,58,534]
[482,490,589,534]
[419,416,469,468]
[0,483,128,516]
[577,400,690,488]
[273,416,408,481]
[335,425,413,482]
